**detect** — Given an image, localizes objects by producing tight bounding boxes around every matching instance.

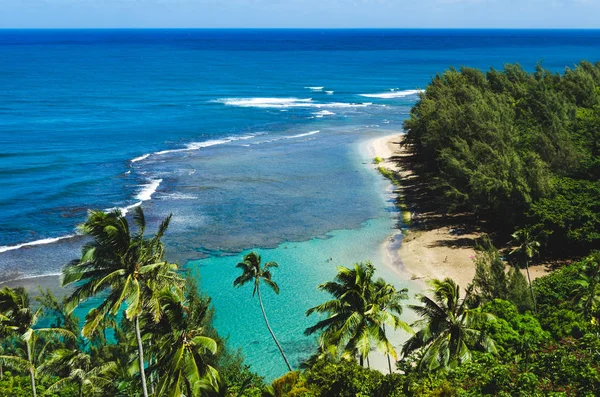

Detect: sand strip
[367,133,549,290]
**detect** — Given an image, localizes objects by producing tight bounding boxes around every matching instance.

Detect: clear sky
[1,0,600,29]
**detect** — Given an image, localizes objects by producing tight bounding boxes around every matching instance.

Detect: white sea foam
[0,272,64,284]
[216,97,314,108]
[154,135,255,156]
[215,97,371,109]
[0,235,78,254]
[313,110,336,118]
[359,89,424,99]
[325,91,334,95]
[317,102,371,108]
[131,153,151,163]
[285,130,320,139]
[305,86,324,91]
[136,178,162,202]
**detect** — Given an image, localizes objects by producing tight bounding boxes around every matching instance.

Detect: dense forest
[404,61,600,256]
[1,62,600,396]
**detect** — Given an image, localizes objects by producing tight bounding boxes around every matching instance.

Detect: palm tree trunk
[366,355,370,369]
[25,340,37,397]
[525,260,537,313]
[134,316,149,397]
[384,325,392,374]
[257,287,293,371]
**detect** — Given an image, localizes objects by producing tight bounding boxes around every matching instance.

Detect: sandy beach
[367,133,548,292]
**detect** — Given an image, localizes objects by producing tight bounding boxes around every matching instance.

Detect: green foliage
[404,61,600,254]
[304,359,386,397]
[305,262,410,368]
[471,237,509,303]
[377,166,401,185]
[482,299,549,356]
[373,156,383,164]
[403,278,497,373]
[0,206,263,397]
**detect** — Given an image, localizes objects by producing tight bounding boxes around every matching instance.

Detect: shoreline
[367,133,480,290]
[366,133,549,291]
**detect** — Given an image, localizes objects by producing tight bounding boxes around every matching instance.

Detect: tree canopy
[404,61,600,255]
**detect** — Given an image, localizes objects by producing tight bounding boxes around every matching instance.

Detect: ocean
[1,29,600,379]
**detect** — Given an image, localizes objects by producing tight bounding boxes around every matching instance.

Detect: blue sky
[1,0,600,28]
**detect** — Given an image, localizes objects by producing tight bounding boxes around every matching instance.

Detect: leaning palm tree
[148,288,219,397]
[39,349,116,397]
[233,252,292,371]
[402,278,496,373]
[510,228,540,313]
[305,262,411,368]
[0,287,76,397]
[62,207,184,397]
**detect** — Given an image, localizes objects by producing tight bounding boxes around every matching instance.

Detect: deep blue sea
[1,29,600,379]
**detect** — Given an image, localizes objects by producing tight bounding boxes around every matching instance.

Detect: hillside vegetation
[404,61,600,256]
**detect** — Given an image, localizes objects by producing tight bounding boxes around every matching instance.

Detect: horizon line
[2,27,600,30]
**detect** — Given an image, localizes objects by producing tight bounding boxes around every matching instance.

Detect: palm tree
[62,207,184,397]
[402,278,496,373]
[305,262,411,368]
[38,349,116,397]
[148,288,219,397]
[371,278,411,374]
[510,228,540,313]
[233,252,292,372]
[0,287,76,397]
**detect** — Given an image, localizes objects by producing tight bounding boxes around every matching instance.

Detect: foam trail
[0,235,77,254]
[325,91,334,95]
[359,91,420,99]
[359,89,424,99]
[305,86,324,91]
[215,98,313,108]
[0,179,162,256]
[315,102,371,108]
[313,110,335,118]
[131,153,151,163]
[136,178,162,201]
[215,97,373,109]
[285,130,320,139]
[155,135,255,156]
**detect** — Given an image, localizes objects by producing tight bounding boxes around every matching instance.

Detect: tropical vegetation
[403,61,600,257]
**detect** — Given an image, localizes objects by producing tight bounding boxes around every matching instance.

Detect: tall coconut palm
[402,278,496,373]
[62,207,184,397]
[147,288,219,397]
[233,252,292,372]
[510,229,540,313]
[38,349,116,397]
[305,262,411,368]
[0,287,76,397]
[371,278,411,374]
